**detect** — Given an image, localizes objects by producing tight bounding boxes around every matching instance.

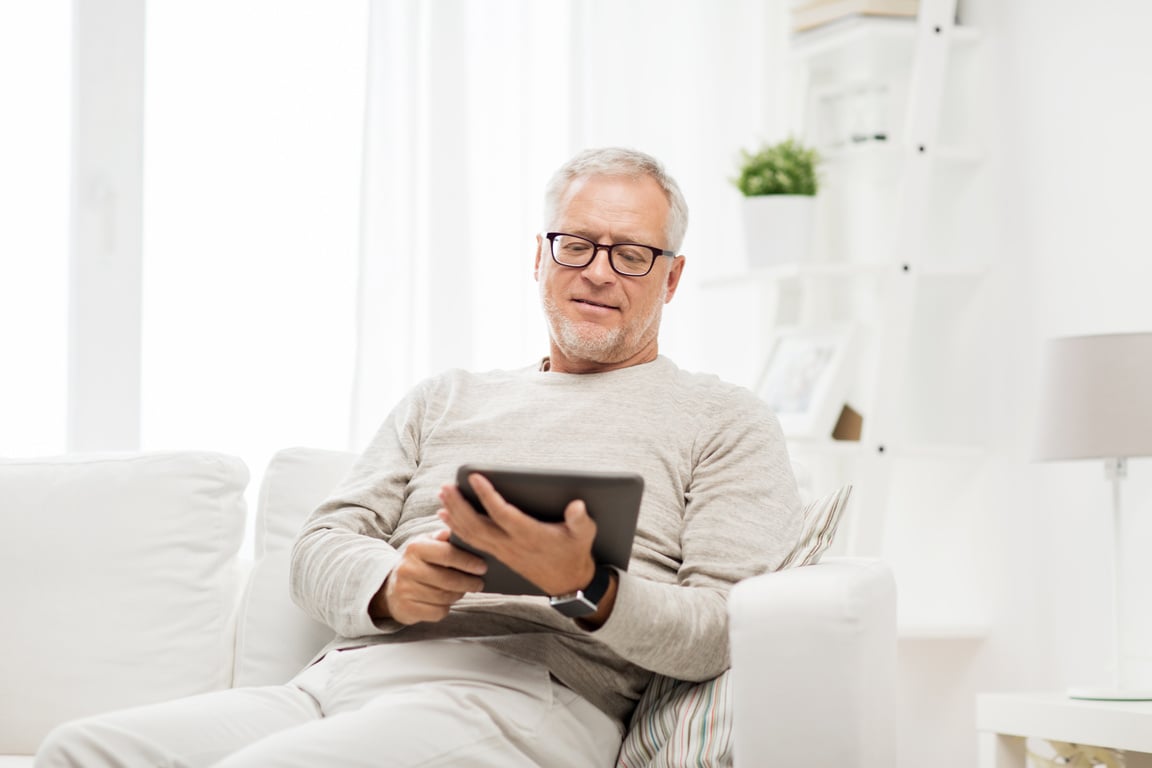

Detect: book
[791,0,919,33]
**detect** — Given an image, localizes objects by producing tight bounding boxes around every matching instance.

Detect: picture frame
[755,327,857,439]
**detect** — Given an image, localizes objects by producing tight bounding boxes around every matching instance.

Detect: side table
[977,693,1152,767]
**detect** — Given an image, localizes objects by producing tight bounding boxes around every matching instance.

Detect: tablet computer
[450,464,645,595]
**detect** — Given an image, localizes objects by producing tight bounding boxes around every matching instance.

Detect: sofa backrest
[0,451,248,755]
[231,447,357,687]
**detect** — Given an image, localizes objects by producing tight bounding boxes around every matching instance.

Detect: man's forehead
[561,171,657,194]
[556,174,670,218]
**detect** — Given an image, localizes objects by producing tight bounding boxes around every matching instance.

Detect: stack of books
[790,0,919,33]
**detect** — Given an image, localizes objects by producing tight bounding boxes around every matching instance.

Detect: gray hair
[543,147,689,252]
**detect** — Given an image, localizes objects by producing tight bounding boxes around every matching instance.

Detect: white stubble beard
[539,280,668,365]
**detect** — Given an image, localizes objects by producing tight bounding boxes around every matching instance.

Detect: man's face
[534,174,685,374]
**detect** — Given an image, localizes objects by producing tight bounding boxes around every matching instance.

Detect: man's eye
[616,248,647,265]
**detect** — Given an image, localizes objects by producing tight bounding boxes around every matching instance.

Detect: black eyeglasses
[544,232,675,277]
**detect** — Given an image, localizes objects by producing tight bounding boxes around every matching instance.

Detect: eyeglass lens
[550,234,654,276]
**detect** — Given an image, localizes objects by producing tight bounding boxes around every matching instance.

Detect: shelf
[785,438,985,461]
[933,144,984,164]
[790,16,981,64]
[700,258,987,289]
[700,262,891,289]
[899,621,989,640]
[817,139,984,165]
[884,442,986,460]
[786,438,867,457]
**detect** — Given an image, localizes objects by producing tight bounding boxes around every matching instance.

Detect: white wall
[895,1,1152,765]
[1004,0,1152,705]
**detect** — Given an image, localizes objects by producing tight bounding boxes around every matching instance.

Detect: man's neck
[543,347,659,375]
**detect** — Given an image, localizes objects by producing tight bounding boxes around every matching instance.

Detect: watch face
[549,565,612,618]
[550,593,598,618]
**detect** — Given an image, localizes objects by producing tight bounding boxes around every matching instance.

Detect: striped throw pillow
[616,671,733,768]
[777,483,852,569]
[615,485,852,768]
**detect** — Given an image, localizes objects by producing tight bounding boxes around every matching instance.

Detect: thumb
[564,499,595,535]
[431,528,452,542]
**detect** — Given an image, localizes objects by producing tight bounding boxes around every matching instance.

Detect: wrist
[572,559,597,596]
[368,574,393,620]
[549,564,613,619]
[577,569,618,630]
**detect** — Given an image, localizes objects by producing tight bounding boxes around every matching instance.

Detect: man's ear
[664,255,686,303]
[534,234,543,281]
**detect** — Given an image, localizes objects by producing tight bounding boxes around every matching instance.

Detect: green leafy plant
[732,138,820,197]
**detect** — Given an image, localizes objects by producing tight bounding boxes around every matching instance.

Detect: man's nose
[582,246,617,283]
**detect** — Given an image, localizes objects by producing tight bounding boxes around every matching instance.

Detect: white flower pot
[741,194,817,268]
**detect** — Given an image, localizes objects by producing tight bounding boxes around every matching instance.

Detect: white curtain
[352,0,788,446]
[352,0,573,445]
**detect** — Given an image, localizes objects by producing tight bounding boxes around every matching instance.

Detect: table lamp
[1035,331,1152,700]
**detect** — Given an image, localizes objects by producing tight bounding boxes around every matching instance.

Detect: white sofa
[0,448,896,766]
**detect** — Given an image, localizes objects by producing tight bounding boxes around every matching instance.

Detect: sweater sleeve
[587,389,802,681]
[288,382,427,638]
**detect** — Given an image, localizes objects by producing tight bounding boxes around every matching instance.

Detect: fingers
[465,473,508,516]
[438,481,509,546]
[413,529,488,576]
[383,532,487,625]
[447,474,586,538]
[454,473,530,533]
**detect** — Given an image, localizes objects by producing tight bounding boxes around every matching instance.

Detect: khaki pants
[35,640,622,767]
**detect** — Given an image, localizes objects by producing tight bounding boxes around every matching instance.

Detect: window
[141,2,369,544]
[0,2,71,456]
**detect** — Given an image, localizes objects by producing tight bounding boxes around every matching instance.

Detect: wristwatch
[549,564,613,618]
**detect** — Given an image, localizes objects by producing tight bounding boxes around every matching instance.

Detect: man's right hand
[369,529,487,625]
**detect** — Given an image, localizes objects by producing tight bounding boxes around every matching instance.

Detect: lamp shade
[1035,332,1152,461]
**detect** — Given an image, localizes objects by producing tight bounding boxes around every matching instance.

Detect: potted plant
[731,138,821,267]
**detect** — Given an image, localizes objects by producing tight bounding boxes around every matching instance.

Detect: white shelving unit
[708,0,994,639]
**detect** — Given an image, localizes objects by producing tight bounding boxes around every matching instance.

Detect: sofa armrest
[728,557,897,767]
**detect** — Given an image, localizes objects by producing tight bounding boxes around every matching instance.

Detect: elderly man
[36,148,801,768]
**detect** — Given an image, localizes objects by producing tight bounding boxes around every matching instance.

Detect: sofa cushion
[231,447,356,686]
[615,484,853,768]
[0,451,247,755]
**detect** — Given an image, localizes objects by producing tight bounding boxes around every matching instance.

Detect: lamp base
[1068,686,1152,701]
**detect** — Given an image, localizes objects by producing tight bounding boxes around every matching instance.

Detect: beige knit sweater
[290,355,801,728]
